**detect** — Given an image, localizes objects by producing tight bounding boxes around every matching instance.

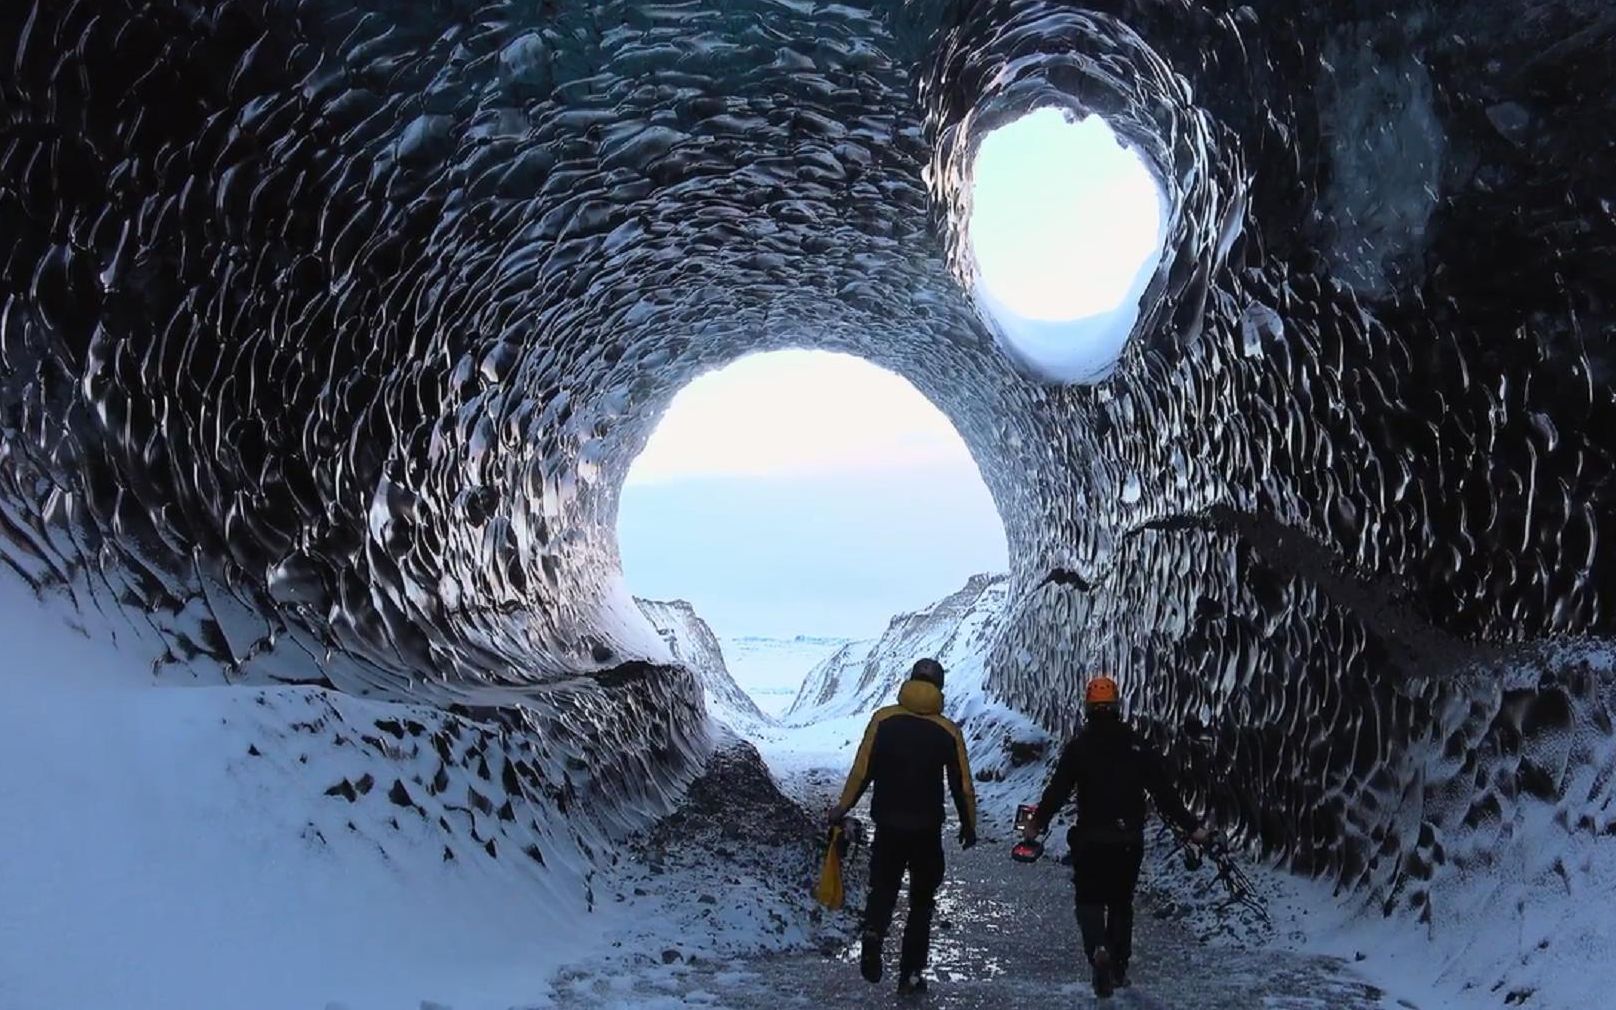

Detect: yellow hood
[897,679,943,716]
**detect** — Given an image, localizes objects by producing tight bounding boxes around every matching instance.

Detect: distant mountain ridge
[731,634,850,646]
[783,573,1011,724]
[638,574,1017,731]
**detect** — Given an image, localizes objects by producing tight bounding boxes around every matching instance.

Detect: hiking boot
[896,972,928,996]
[1112,962,1132,989]
[859,930,883,984]
[1091,946,1114,999]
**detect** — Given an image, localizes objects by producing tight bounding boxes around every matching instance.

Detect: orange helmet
[1084,675,1120,706]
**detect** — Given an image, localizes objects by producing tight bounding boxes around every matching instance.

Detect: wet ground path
[692,844,1394,1010]
[547,830,1408,1010]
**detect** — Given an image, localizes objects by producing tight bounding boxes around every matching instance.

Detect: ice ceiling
[2,0,1614,905]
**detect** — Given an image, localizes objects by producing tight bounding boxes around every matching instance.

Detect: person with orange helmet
[1022,674,1211,998]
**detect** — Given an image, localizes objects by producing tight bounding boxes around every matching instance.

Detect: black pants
[1069,831,1145,972]
[863,826,945,976]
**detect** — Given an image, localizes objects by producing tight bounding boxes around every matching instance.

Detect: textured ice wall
[2,0,1614,920]
[635,596,766,725]
[0,0,1048,694]
[949,0,1616,918]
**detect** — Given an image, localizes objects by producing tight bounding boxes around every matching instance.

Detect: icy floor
[543,714,1412,1010]
[546,828,1402,1010]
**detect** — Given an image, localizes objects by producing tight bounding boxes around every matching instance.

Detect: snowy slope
[753,573,1053,828]
[779,639,877,722]
[783,573,1013,724]
[636,597,767,726]
[0,629,595,1009]
[718,635,852,717]
[0,578,716,1010]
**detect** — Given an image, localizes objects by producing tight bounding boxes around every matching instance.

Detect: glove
[958,825,978,850]
[1188,823,1212,846]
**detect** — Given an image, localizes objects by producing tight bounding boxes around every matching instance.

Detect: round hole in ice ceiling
[968,108,1167,384]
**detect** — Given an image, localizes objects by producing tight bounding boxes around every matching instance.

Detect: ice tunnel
[2,0,1614,931]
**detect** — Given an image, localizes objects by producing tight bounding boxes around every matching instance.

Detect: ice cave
[0,1,1612,1007]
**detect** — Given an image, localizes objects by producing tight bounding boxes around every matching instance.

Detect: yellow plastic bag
[814,825,844,909]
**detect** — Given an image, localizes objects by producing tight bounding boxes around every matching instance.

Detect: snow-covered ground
[717,636,851,718]
[0,580,611,1010]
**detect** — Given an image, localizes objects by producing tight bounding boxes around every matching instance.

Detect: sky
[624,351,973,486]
[969,108,1166,381]
[618,351,1008,639]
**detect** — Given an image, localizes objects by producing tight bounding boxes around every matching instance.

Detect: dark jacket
[1031,714,1197,840]
[836,679,977,834]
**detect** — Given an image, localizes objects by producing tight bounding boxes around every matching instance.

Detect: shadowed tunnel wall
[2,0,1614,924]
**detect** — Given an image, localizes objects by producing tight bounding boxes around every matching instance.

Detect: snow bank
[1271,651,1616,1010]
[0,579,705,1010]
[635,597,767,728]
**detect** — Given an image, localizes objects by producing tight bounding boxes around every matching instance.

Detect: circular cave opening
[616,349,1007,717]
[968,107,1167,384]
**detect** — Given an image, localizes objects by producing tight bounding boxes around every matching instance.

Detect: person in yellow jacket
[826,658,977,996]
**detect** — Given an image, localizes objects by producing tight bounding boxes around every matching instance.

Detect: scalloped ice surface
[2,0,1615,924]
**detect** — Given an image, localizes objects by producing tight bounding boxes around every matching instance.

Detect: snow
[596,574,681,667]
[636,597,768,728]
[783,573,1012,725]
[747,711,874,804]
[718,636,851,718]
[6,567,1612,1010]
[1262,775,1616,1010]
[0,579,607,1010]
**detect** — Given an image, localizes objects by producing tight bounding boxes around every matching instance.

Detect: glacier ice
[0,0,1613,947]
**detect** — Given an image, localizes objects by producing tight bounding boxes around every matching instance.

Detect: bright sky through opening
[970,108,1163,322]
[618,350,1007,639]
[626,350,975,486]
